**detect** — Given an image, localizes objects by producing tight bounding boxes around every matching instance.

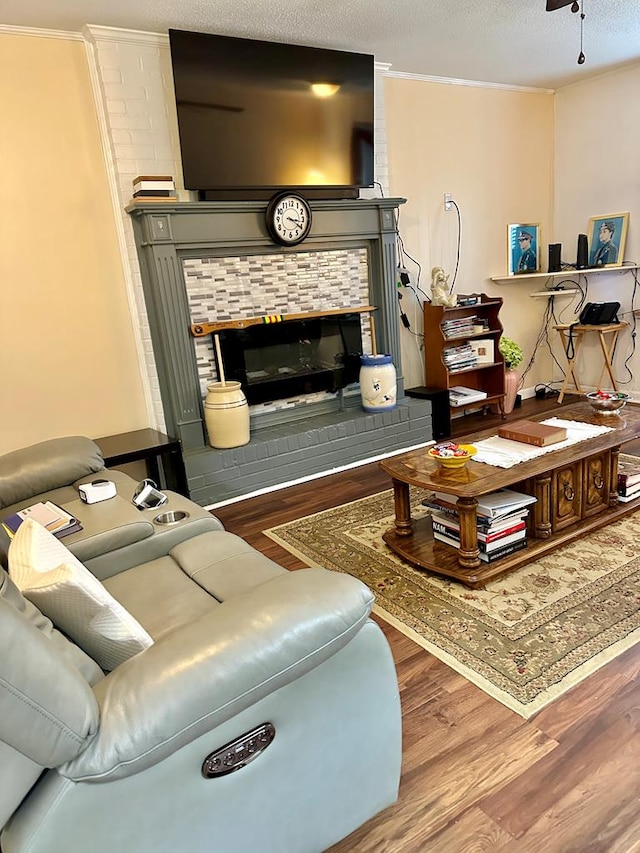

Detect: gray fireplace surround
[128,197,436,505]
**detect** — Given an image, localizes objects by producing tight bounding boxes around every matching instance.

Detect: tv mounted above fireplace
[168,29,375,200]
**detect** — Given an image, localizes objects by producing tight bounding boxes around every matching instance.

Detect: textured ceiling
[2,0,639,89]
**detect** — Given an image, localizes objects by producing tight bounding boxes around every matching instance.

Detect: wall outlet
[444,193,453,212]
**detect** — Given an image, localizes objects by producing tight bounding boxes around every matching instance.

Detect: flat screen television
[168,29,375,200]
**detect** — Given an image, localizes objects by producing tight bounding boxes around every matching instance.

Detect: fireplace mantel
[128,196,406,450]
[127,196,439,505]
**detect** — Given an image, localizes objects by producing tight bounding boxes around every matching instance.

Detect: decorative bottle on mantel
[359,354,397,412]
[204,381,250,448]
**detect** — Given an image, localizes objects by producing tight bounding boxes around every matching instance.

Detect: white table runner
[472,417,614,468]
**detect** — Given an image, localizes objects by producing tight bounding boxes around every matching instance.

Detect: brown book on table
[130,195,178,203]
[498,419,567,447]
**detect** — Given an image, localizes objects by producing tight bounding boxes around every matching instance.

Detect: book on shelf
[617,458,640,492]
[432,488,536,520]
[449,386,488,407]
[132,189,176,198]
[1,501,82,539]
[448,363,479,374]
[432,527,527,562]
[423,495,531,528]
[132,176,175,189]
[442,318,477,338]
[444,357,478,371]
[429,511,527,543]
[618,479,640,498]
[130,195,178,203]
[617,491,640,503]
[617,478,640,501]
[498,419,567,447]
[477,508,530,532]
[432,521,526,552]
[478,538,527,563]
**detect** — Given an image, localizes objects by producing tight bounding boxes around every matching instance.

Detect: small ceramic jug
[359,354,397,412]
[204,381,250,448]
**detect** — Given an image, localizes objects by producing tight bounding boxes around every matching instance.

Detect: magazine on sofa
[1,501,82,539]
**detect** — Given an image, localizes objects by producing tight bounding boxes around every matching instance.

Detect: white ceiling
[2,0,639,89]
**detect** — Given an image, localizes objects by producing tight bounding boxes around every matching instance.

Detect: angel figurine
[430,266,456,307]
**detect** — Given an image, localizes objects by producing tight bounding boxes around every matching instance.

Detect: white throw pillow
[9,518,153,670]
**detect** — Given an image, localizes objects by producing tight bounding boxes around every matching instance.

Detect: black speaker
[404,386,451,440]
[577,234,589,269]
[548,243,562,272]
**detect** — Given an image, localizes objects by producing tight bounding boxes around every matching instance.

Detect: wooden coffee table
[379,402,640,588]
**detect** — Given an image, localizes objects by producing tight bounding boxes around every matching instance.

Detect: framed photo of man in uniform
[508,223,540,275]
[588,212,629,267]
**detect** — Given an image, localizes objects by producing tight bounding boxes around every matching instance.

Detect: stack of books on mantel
[617,458,640,502]
[424,488,537,563]
[131,175,177,203]
[1,501,82,540]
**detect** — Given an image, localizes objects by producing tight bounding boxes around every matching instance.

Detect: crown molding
[384,68,554,95]
[83,24,168,46]
[0,24,82,40]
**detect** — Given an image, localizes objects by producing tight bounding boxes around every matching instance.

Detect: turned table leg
[610,446,620,507]
[532,473,552,538]
[456,496,480,569]
[391,478,413,537]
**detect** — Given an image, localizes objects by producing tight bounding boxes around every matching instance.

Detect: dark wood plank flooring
[213,395,640,852]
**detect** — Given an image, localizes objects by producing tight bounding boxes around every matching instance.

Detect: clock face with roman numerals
[265,192,312,246]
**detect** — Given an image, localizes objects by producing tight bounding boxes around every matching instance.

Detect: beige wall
[554,63,640,394]
[384,77,555,391]
[0,33,149,453]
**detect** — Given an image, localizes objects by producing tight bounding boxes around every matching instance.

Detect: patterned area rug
[264,480,640,719]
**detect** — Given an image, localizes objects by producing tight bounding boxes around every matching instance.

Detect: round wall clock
[265,192,312,246]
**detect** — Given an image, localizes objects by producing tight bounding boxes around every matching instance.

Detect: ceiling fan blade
[546,0,574,9]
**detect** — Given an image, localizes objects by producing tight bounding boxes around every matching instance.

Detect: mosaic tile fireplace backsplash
[184,248,372,402]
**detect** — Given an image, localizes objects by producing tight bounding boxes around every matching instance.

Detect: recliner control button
[202,723,276,778]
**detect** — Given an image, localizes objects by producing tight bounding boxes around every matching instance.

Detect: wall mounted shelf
[529,289,580,298]
[490,264,639,284]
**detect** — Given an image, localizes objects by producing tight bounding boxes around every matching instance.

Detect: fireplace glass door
[216,313,363,405]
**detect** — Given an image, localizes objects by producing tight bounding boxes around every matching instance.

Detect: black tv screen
[168,29,374,199]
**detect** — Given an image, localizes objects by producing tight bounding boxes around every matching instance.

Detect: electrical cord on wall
[396,290,423,338]
[447,199,462,296]
[366,182,425,333]
[394,207,428,300]
[619,266,639,385]
[570,275,588,316]
[548,298,571,378]
[519,296,567,387]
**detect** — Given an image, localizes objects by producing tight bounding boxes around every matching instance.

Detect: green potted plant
[499,336,524,370]
[499,336,524,413]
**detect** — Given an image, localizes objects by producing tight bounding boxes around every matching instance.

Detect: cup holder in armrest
[154,510,190,525]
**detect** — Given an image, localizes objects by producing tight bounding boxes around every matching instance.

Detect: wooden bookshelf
[423,294,505,413]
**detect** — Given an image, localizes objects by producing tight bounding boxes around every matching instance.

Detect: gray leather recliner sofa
[0,437,402,853]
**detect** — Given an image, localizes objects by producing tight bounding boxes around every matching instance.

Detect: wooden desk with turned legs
[379,402,640,588]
